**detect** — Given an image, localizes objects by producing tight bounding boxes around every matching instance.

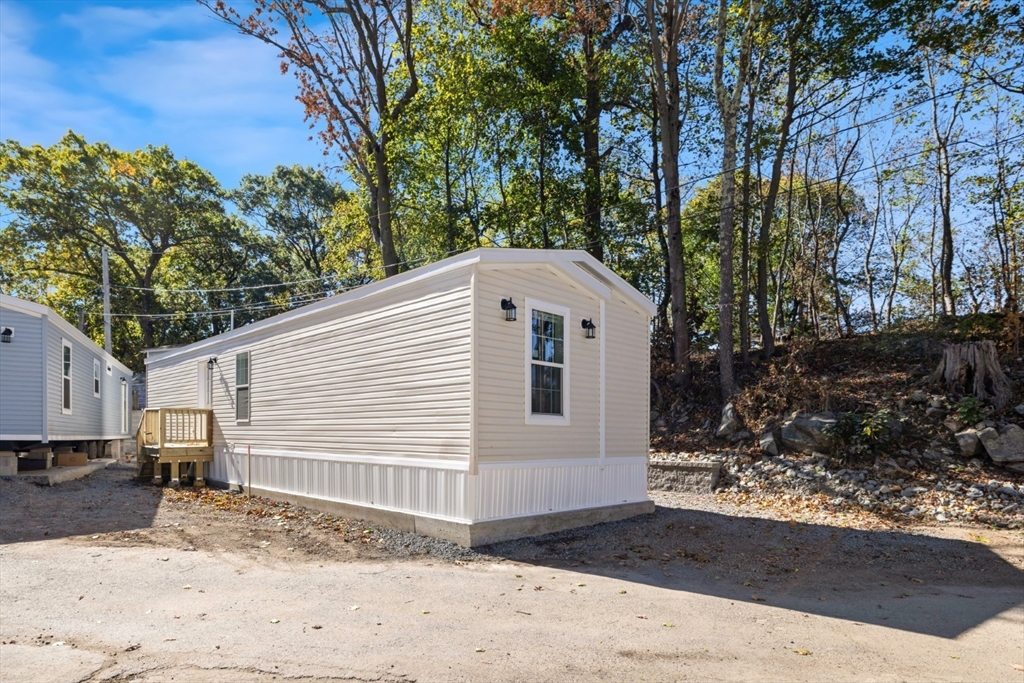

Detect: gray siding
[45,324,132,440]
[148,268,474,464]
[0,307,44,438]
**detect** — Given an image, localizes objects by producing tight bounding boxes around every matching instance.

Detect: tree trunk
[712,0,759,400]
[582,36,603,262]
[739,72,756,367]
[718,117,739,398]
[927,341,1012,409]
[374,141,401,277]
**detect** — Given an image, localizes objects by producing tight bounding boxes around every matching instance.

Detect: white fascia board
[563,256,658,318]
[1,294,133,375]
[478,249,655,317]
[146,252,484,367]
[144,247,655,367]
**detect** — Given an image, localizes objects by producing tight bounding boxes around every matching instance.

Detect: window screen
[235,351,250,421]
[62,341,72,413]
[530,310,564,415]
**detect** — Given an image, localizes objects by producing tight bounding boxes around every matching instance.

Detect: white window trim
[61,338,73,415]
[93,358,102,398]
[235,350,250,424]
[524,297,570,426]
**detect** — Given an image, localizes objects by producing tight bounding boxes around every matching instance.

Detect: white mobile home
[0,294,133,453]
[146,249,655,545]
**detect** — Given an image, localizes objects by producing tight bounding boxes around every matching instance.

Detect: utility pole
[102,246,112,354]
[78,309,85,333]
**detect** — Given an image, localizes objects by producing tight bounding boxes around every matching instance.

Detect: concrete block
[0,452,17,477]
[648,460,721,493]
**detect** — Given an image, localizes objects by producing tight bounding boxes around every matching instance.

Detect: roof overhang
[146,248,656,366]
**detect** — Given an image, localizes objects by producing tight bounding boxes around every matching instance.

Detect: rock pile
[651,449,1024,528]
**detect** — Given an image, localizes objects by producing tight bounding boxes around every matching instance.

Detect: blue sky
[0,0,325,187]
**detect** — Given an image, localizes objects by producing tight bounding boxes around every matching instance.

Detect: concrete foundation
[208,480,655,547]
[647,460,721,493]
[12,458,115,486]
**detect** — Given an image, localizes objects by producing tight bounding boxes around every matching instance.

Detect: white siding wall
[474,265,602,464]
[147,268,474,466]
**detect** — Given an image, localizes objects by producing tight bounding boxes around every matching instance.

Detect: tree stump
[927,341,1012,409]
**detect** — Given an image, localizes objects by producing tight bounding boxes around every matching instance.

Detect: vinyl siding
[0,306,44,438]
[147,269,473,464]
[604,293,650,458]
[474,266,602,464]
[46,321,132,440]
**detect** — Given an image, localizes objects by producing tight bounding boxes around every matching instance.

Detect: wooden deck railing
[136,408,213,451]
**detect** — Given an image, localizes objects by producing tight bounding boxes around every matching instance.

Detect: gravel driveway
[1,464,1022,682]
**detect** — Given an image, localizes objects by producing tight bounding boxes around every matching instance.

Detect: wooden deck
[136,408,214,486]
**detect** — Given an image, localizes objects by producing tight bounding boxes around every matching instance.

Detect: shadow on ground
[478,505,1024,640]
[0,463,162,544]
[2,465,1021,641]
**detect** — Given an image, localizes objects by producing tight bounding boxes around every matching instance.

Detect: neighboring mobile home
[0,294,133,454]
[145,249,655,545]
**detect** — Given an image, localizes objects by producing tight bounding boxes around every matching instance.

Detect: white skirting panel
[472,458,649,522]
[211,446,470,522]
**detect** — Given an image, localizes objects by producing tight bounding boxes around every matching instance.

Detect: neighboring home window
[235,351,250,422]
[61,339,72,414]
[93,358,101,397]
[525,299,570,424]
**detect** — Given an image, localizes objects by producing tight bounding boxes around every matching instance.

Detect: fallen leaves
[269,619,280,624]
[348,605,360,611]
[751,595,766,602]
[794,649,812,656]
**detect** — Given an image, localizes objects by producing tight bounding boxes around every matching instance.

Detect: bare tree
[202,0,419,277]
[641,0,702,384]
[712,0,761,400]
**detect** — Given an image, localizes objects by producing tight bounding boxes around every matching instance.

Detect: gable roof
[0,293,133,375]
[145,248,655,366]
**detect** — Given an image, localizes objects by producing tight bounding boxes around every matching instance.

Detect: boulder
[729,430,752,443]
[1006,462,1024,474]
[924,406,947,419]
[1015,404,1024,416]
[978,424,1024,464]
[716,402,742,439]
[759,432,779,457]
[943,417,965,433]
[779,412,836,455]
[910,390,928,404]
[955,429,981,458]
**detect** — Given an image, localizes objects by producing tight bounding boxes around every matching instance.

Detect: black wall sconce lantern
[120,376,128,385]
[207,356,218,371]
[581,318,596,339]
[500,298,517,322]
[0,327,12,343]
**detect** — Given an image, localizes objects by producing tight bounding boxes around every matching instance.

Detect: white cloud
[0,1,327,186]
[0,2,128,144]
[96,35,302,120]
[58,4,217,44]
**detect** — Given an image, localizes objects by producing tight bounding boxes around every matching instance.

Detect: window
[93,358,102,398]
[106,362,113,376]
[61,339,72,414]
[525,299,570,424]
[235,351,250,422]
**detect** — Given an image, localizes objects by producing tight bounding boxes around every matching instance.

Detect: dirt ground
[2,464,1023,682]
